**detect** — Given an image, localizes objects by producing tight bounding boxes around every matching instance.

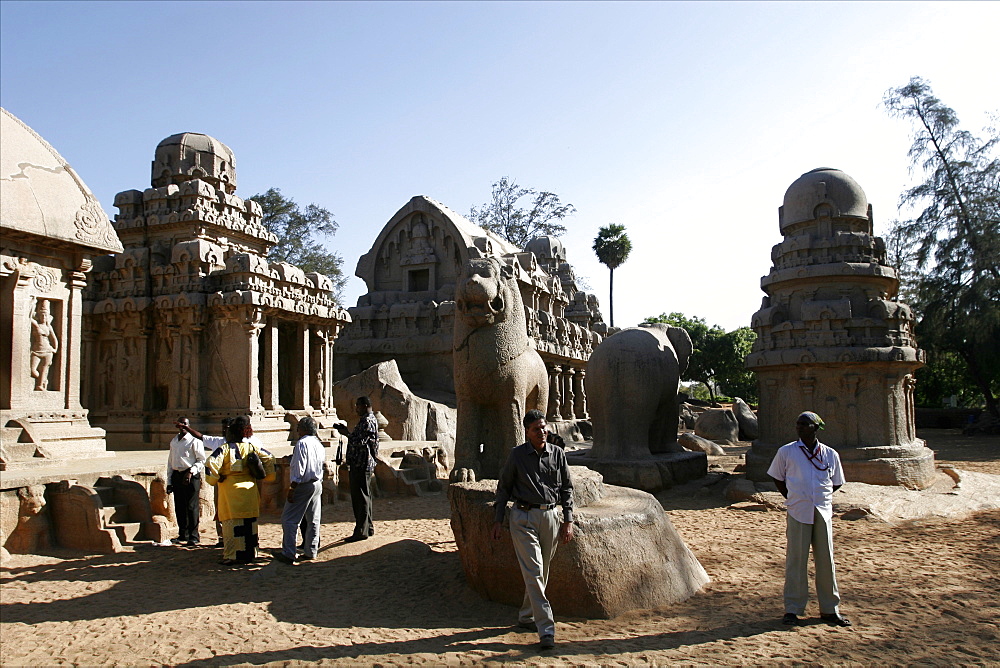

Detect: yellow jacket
[205,440,276,521]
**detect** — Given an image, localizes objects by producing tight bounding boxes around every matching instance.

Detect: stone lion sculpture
[586,323,693,459]
[452,255,548,481]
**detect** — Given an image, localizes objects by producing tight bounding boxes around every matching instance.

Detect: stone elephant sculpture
[586,323,693,459]
[451,255,548,481]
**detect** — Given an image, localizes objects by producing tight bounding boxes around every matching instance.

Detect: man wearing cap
[768,411,852,627]
[492,409,575,650]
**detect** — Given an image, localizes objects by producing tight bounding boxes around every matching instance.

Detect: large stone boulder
[694,408,739,444]
[332,360,456,462]
[449,467,710,618]
[678,432,726,456]
[732,398,759,440]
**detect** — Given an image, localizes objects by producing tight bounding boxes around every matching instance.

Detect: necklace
[798,443,830,471]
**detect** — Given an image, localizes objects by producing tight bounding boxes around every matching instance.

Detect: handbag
[245,446,267,480]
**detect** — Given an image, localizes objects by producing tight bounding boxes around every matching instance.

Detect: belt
[515,500,555,511]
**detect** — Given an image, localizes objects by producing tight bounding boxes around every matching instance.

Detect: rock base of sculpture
[746,440,937,489]
[449,467,709,619]
[566,448,707,493]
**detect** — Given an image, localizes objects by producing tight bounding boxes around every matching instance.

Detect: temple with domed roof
[82,133,350,449]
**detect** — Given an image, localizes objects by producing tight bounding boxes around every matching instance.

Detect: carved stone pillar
[243,311,264,411]
[261,317,280,410]
[294,322,310,410]
[573,368,588,420]
[64,262,89,410]
[561,367,576,420]
[547,364,562,421]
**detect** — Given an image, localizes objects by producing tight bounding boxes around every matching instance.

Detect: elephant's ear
[666,326,693,374]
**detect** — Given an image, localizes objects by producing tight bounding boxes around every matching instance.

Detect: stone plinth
[567,448,707,493]
[449,467,709,618]
[746,168,935,488]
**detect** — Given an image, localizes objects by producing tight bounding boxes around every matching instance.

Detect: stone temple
[1,108,124,470]
[745,168,935,488]
[82,133,350,449]
[336,195,607,432]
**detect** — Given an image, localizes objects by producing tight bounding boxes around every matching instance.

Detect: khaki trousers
[785,508,841,616]
[509,506,561,639]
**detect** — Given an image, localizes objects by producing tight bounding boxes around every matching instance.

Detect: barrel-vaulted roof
[355,195,520,291]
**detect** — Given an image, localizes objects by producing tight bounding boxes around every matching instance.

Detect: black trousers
[171,470,201,543]
[348,467,374,537]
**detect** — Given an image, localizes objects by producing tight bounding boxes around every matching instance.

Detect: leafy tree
[643,313,758,403]
[250,187,347,304]
[468,176,577,249]
[593,224,632,328]
[883,77,1000,417]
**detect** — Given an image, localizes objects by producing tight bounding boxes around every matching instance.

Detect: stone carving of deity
[29,299,59,390]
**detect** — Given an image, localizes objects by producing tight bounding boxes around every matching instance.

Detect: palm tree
[592,223,632,327]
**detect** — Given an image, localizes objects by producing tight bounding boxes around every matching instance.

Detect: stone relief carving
[74,196,120,249]
[29,299,59,391]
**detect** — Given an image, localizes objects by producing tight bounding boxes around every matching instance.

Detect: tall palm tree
[592,223,632,327]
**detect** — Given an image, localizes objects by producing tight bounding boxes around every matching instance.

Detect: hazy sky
[2,1,997,331]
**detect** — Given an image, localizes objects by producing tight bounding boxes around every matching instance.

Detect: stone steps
[107,521,142,543]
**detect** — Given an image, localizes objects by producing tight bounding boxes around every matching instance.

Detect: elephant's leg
[649,392,682,454]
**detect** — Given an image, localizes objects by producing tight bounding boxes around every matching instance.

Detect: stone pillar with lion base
[745,168,935,488]
[1,108,122,471]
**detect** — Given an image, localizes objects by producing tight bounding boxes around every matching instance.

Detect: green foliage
[883,77,1000,416]
[915,350,986,408]
[468,176,577,249]
[643,313,758,403]
[250,187,347,304]
[593,223,632,327]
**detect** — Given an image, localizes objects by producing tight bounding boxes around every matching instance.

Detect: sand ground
[1,429,998,666]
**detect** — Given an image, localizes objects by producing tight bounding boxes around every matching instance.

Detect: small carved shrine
[745,168,935,488]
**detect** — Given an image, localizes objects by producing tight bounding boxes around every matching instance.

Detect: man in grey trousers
[272,416,325,565]
[768,411,852,627]
[492,409,575,650]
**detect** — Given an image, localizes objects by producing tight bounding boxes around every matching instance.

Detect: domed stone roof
[0,107,123,253]
[780,167,869,231]
[525,235,566,261]
[151,132,237,193]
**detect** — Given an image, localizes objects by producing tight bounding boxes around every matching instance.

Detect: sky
[2,1,997,332]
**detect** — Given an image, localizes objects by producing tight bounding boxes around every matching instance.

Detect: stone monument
[337,196,605,437]
[1,107,122,470]
[82,133,351,449]
[745,168,935,488]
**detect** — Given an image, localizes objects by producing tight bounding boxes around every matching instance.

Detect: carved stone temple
[1,108,124,470]
[745,168,935,488]
[335,195,607,432]
[82,133,350,449]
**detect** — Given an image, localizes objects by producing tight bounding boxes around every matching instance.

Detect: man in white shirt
[272,416,326,565]
[767,411,852,627]
[167,417,207,546]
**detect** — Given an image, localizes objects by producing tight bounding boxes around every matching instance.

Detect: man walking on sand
[492,409,575,650]
[272,416,325,565]
[768,411,852,627]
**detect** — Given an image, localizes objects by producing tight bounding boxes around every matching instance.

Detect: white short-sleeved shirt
[767,439,845,524]
[289,434,325,483]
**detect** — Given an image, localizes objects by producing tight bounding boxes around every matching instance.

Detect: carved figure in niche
[451,256,548,481]
[120,338,142,409]
[29,299,59,390]
[177,335,193,408]
[586,323,693,459]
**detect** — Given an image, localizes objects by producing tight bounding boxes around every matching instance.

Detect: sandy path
[2,429,998,666]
